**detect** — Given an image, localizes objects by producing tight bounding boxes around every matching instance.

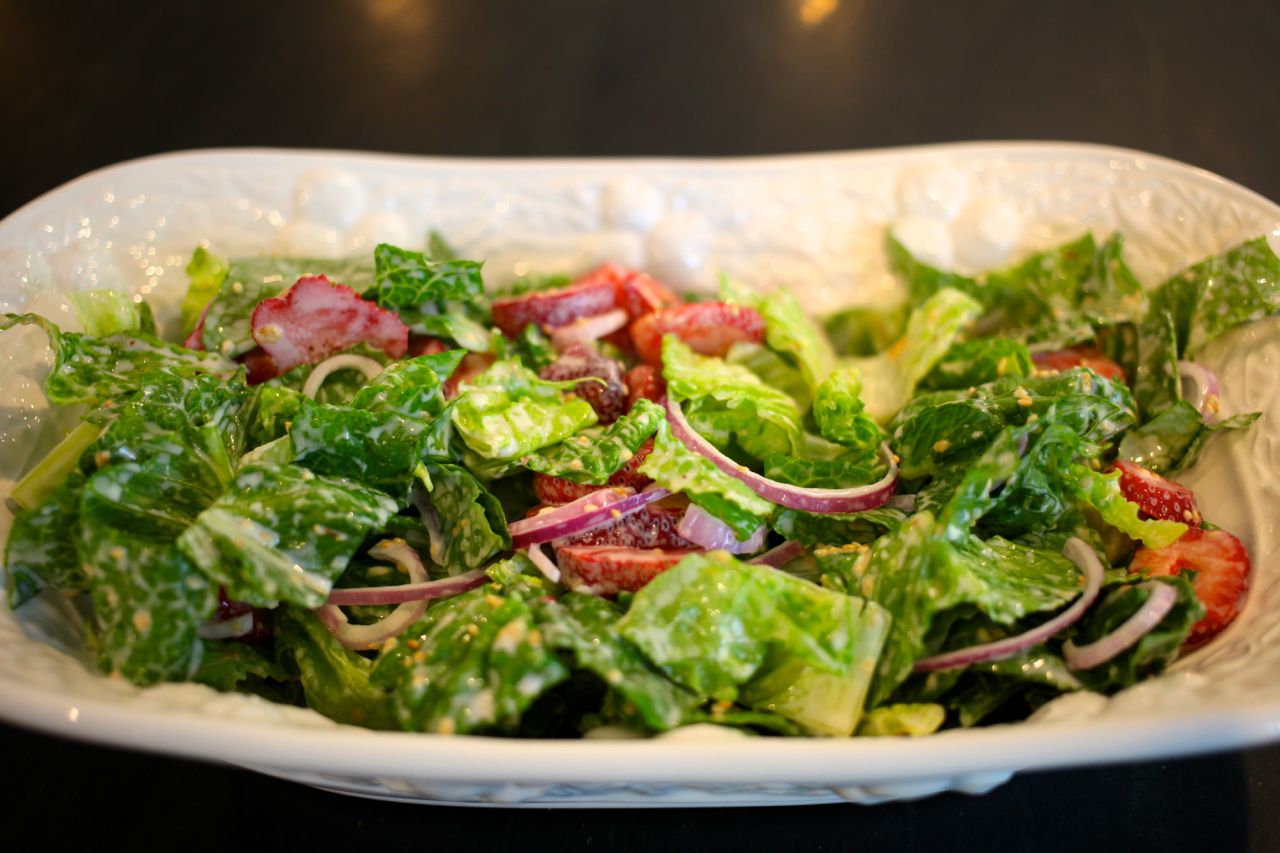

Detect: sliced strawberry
[1032,346,1127,383]
[556,545,701,594]
[443,352,497,399]
[491,276,619,338]
[626,363,666,407]
[237,347,279,385]
[557,495,698,550]
[630,301,766,365]
[540,343,628,423]
[1130,527,1251,646]
[407,335,449,357]
[618,272,681,319]
[531,439,655,504]
[1107,460,1202,525]
[250,275,408,373]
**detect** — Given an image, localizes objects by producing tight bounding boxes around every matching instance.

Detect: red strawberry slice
[1130,527,1251,646]
[626,363,666,407]
[408,335,449,357]
[556,545,701,594]
[491,276,619,338]
[1108,460,1202,525]
[540,343,629,423]
[630,301,766,365]
[618,271,681,319]
[236,347,279,385]
[250,275,409,373]
[556,495,698,550]
[1032,346,1127,383]
[531,438,655,504]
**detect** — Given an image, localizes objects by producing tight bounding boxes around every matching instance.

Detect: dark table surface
[3,1,1279,849]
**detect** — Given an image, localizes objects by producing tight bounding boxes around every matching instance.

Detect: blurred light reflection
[797,0,839,26]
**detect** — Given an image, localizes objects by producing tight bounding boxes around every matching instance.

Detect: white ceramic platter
[1,144,1279,807]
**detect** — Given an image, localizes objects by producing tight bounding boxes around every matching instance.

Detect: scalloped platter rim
[2,143,1279,807]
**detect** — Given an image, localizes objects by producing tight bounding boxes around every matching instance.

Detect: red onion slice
[197,611,255,641]
[1178,360,1222,423]
[302,353,385,399]
[549,309,630,351]
[676,504,766,553]
[325,570,488,606]
[1062,581,1178,670]
[317,539,436,650]
[748,539,806,568]
[913,537,1105,673]
[526,543,562,583]
[508,486,671,548]
[665,396,898,513]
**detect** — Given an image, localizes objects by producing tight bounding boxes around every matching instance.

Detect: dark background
[2,0,1279,849]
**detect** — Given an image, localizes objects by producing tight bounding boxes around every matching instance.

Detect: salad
[1,228,1274,739]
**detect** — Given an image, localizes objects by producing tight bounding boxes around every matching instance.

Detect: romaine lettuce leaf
[1068,574,1203,693]
[843,288,983,424]
[371,559,570,735]
[823,302,908,357]
[519,398,664,484]
[79,459,218,685]
[1070,464,1187,548]
[722,280,838,393]
[278,608,396,729]
[1,313,237,405]
[891,368,1136,480]
[918,338,1033,391]
[177,463,398,609]
[451,361,598,460]
[637,420,775,540]
[663,336,804,458]
[414,463,510,572]
[618,551,890,735]
[857,703,946,736]
[181,247,230,335]
[811,367,885,466]
[5,471,88,607]
[1118,401,1260,475]
[69,290,156,338]
[287,403,432,500]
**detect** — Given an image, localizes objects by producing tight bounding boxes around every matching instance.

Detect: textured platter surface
[1,144,1278,807]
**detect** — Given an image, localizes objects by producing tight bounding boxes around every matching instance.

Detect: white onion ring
[526,543,562,583]
[549,309,630,351]
[508,486,671,548]
[913,537,1105,673]
[665,396,898,513]
[1178,360,1222,423]
[676,504,766,554]
[316,538,433,650]
[197,611,255,641]
[747,539,806,568]
[1063,581,1178,670]
[302,353,385,399]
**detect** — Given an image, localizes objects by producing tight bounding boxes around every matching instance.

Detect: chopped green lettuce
[177,463,398,609]
[637,420,774,540]
[519,398,664,484]
[414,463,510,572]
[1,312,237,405]
[618,552,890,735]
[451,361,598,460]
[279,608,396,729]
[181,247,229,334]
[1069,574,1203,692]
